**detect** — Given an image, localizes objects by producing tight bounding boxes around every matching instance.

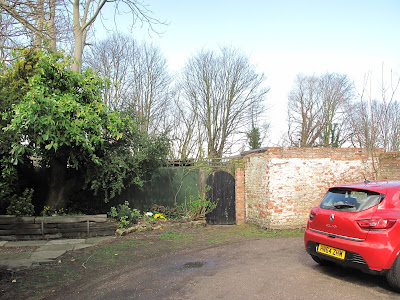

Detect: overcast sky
[98,0,400,147]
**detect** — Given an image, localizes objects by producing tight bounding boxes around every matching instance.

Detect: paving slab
[4,240,48,247]
[1,259,33,270]
[30,250,67,262]
[38,244,75,252]
[0,252,32,261]
[46,239,85,245]
[0,236,114,271]
[0,252,33,270]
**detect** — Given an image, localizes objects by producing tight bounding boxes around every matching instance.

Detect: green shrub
[182,185,216,220]
[185,198,216,220]
[109,201,141,228]
[6,188,35,216]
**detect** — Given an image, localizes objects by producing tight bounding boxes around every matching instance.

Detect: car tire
[310,255,333,266]
[387,255,400,291]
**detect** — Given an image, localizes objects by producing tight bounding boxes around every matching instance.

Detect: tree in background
[170,93,203,160]
[179,47,269,158]
[247,127,261,150]
[0,12,29,65]
[2,50,169,210]
[347,68,400,152]
[287,73,353,147]
[86,33,173,135]
[245,97,269,151]
[0,0,165,72]
[85,33,134,109]
[0,0,64,52]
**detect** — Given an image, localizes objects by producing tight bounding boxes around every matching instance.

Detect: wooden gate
[205,170,236,225]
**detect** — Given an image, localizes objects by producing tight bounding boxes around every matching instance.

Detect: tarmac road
[58,236,399,300]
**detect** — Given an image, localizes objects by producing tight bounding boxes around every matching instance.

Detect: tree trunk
[45,156,76,209]
[72,28,84,72]
[48,0,57,51]
[72,0,83,72]
[33,0,44,48]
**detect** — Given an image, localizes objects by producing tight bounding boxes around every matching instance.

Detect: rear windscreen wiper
[333,203,355,209]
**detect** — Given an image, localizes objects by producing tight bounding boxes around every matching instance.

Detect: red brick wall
[238,147,378,229]
[235,168,245,225]
[379,152,400,179]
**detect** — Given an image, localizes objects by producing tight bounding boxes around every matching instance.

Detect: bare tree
[0,1,165,72]
[287,74,321,147]
[129,42,172,134]
[246,93,270,150]
[287,73,354,147]
[85,33,134,108]
[86,33,173,135]
[179,47,269,158]
[0,0,58,51]
[347,68,400,152]
[347,98,381,151]
[0,12,24,66]
[170,93,204,160]
[70,0,165,72]
[319,73,354,146]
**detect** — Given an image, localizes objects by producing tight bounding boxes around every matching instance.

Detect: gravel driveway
[61,236,399,300]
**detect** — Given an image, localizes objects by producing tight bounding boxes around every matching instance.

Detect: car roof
[330,180,400,194]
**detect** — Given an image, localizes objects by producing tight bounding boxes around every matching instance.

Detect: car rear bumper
[304,228,393,275]
[305,240,387,275]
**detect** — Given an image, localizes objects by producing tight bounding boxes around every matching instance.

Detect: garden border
[0,214,116,241]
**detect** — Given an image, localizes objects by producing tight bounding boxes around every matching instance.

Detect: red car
[304,180,400,291]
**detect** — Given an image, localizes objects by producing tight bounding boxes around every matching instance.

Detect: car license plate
[317,244,346,260]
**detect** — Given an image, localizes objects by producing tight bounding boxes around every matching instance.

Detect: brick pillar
[235,167,245,225]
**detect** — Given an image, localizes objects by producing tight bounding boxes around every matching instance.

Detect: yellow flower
[154,214,166,220]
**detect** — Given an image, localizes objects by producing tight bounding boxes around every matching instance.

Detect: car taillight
[357,219,397,230]
[309,211,316,221]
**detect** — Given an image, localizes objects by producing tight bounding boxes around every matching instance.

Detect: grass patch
[159,230,193,241]
[264,228,305,237]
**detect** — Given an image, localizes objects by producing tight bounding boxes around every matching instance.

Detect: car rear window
[320,188,384,212]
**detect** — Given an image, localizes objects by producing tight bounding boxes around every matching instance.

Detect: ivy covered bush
[0,49,169,214]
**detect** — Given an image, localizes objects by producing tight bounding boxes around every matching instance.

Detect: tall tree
[319,73,354,146]
[71,0,164,72]
[2,50,169,209]
[0,0,58,51]
[0,1,165,72]
[170,93,203,160]
[180,47,269,158]
[86,33,134,109]
[287,73,354,147]
[129,41,172,134]
[86,33,172,134]
[347,69,400,152]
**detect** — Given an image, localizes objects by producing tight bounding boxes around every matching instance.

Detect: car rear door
[310,188,382,241]
[310,208,377,241]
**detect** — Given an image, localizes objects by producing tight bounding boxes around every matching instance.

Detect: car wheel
[310,255,333,266]
[387,255,400,291]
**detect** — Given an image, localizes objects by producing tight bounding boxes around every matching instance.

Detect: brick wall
[379,152,400,179]
[235,168,245,225]
[240,147,377,229]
